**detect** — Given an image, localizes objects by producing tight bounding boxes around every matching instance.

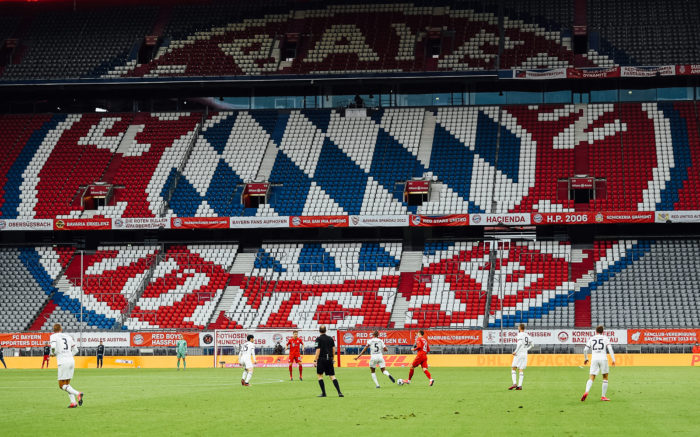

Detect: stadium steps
[399,251,423,272]
[256,140,278,181]
[390,272,415,328]
[159,115,203,216]
[28,300,57,331]
[482,241,497,328]
[208,273,245,327]
[417,110,436,168]
[229,252,257,274]
[571,244,594,327]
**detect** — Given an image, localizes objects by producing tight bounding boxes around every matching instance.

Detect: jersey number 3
[62,338,69,351]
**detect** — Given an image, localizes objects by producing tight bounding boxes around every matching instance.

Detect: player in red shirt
[404,330,434,386]
[287,330,304,381]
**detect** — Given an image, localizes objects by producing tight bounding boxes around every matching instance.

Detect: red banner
[53,218,112,231]
[566,67,620,79]
[410,214,469,227]
[592,211,655,224]
[628,329,700,344]
[130,332,200,347]
[676,65,700,76]
[405,180,430,192]
[338,330,481,346]
[570,177,594,189]
[170,217,229,229]
[87,184,110,197]
[0,332,51,348]
[289,216,349,228]
[246,183,269,195]
[531,212,593,225]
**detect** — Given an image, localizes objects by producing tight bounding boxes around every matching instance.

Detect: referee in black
[96,341,105,368]
[314,325,343,397]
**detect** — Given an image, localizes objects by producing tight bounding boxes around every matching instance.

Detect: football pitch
[1,366,698,436]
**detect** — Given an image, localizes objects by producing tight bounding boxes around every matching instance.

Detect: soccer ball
[397,379,404,386]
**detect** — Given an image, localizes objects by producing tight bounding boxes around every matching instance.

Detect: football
[397,379,404,386]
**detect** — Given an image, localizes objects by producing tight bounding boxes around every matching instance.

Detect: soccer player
[581,325,616,402]
[287,330,304,381]
[402,330,434,386]
[42,341,51,369]
[176,334,187,370]
[49,324,83,408]
[239,334,256,386]
[509,323,534,390]
[96,341,105,368]
[314,325,343,397]
[0,346,6,369]
[354,330,395,388]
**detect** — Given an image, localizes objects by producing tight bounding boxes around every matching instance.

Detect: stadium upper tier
[1,239,698,331]
[2,0,699,81]
[1,102,699,219]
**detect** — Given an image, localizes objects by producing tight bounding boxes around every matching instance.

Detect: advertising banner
[570,177,594,189]
[513,68,567,79]
[245,183,269,195]
[130,332,201,347]
[654,211,700,223]
[0,332,52,348]
[627,329,700,344]
[621,65,675,77]
[338,330,482,346]
[87,185,110,197]
[409,214,469,227]
[469,213,531,226]
[230,216,289,228]
[482,329,628,345]
[349,215,410,227]
[289,216,349,228]
[170,217,229,229]
[591,211,655,224]
[213,330,320,348]
[112,217,170,230]
[75,332,131,348]
[531,212,593,225]
[676,64,700,75]
[566,67,621,79]
[53,218,112,231]
[0,219,54,231]
[405,180,430,192]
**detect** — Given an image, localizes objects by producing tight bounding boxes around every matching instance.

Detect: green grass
[1,366,698,436]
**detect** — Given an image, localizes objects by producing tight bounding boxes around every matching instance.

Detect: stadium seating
[126,244,238,330]
[220,242,401,329]
[0,248,53,331]
[590,240,700,327]
[0,1,619,81]
[3,103,700,219]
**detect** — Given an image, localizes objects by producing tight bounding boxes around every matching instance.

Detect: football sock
[511,370,517,385]
[245,372,253,383]
[408,368,415,381]
[332,379,341,394]
[585,379,593,394]
[382,370,392,378]
[299,365,303,378]
[318,380,326,395]
[177,360,180,369]
[424,369,432,380]
[602,380,608,397]
[242,370,248,380]
[371,373,379,386]
[69,394,76,404]
[183,360,186,370]
[518,372,524,387]
[289,365,293,378]
[62,385,79,396]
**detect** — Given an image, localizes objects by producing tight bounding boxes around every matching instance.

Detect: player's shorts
[589,359,609,375]
[177,352,186,359]
[511,354,528,370]
[412,352,428,369]
[369,356,386,368]
[240,357,254,369]
[316,358,335,376]
[42,355,50,361]
[57,361,75,380]
[289,354,302,364]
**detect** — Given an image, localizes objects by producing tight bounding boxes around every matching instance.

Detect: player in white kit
[354,331,396,388]
[581,325,616,402]
[508,324,534,390]
[238,334,256,387]
[49,324,84,408]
